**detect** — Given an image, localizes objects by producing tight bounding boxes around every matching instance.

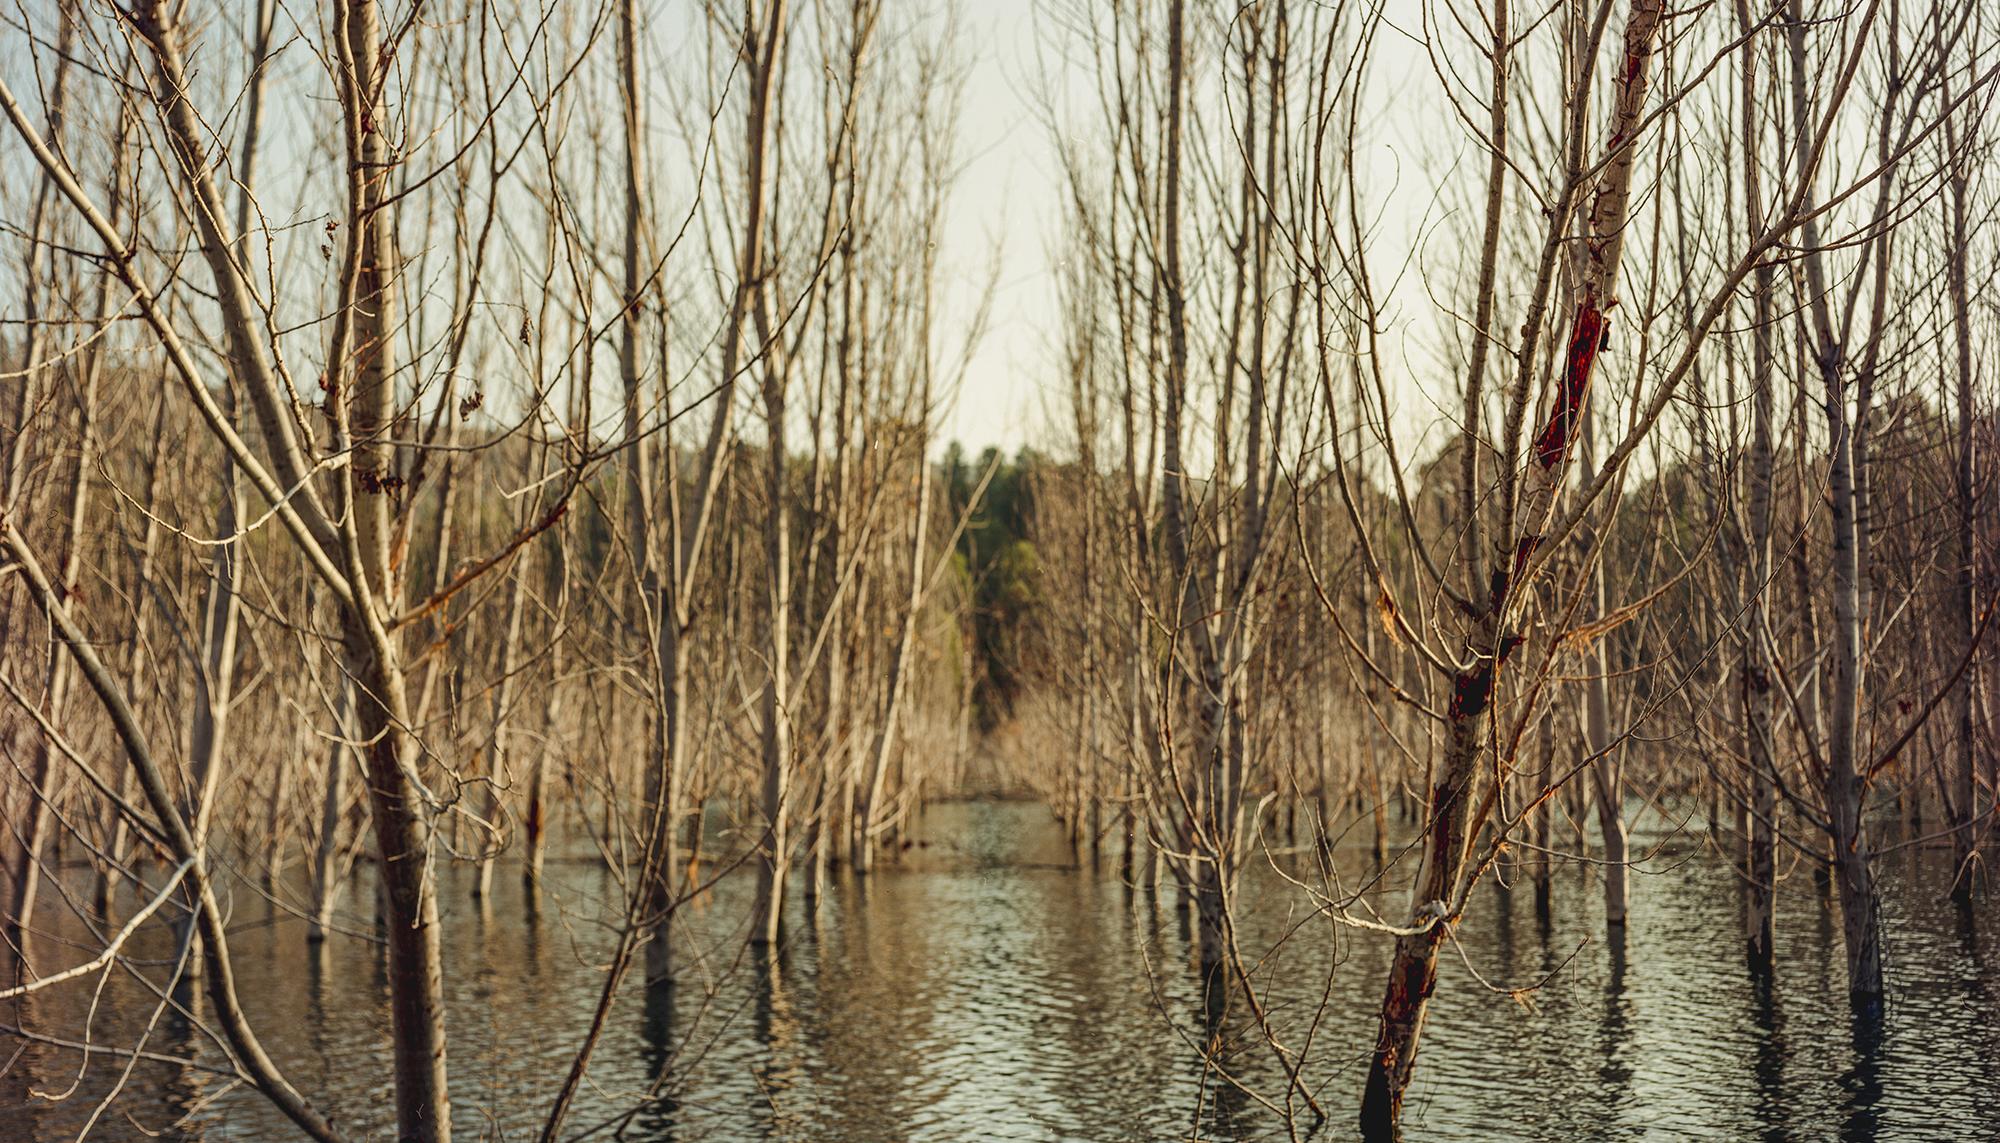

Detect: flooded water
[5,799,1997,1140]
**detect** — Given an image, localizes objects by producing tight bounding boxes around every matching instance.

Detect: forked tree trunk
[175,444,244,986]
[334,1,454,1132]
[643,0,784,980]
[1360,1,1665,1133]
[1821,385,1884,1007]
[1783,0,1884,1009]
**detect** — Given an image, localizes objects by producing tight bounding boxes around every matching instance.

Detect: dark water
[5,800,1997,1141]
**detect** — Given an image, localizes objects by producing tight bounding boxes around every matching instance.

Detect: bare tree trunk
[524,641,559,893]
[1742,290,1780,973]
[613,0,676,977]
[745,0,794,949]
[1155,0,1234,977]
[1821,374,1884,1008]
[1784,0,1884,1011]
[175,424,245,986]
[1360,712,1487,1138]
[856,457,932,875]
[1532,711,1554,924]
[332,1,453,1131]
[854,202,939,872]
[1738,0,1779,972]
[640,0,783,985]
[4,12,78,944]
[309,682,354,943]
[1360,1,1665,1133]
[752,367,794,947]
[1944,91,1982,906]
[1582,560,1628,931]
[474,554,530,901]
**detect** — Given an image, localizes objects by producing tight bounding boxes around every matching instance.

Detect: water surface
[5,800,1996,1140]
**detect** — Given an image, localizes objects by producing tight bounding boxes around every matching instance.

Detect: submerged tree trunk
[1738,0,1779,972]
[475,555,530,901]
[642,0,783,980]
[332,1,453,1132]
[1784,0,1884,1010]
[1742,280,1780,972]
[1821,374,1884,1008]
[1583,566,1628,931]
[1360,0,1665,1133]
[752,371,794,948]
[1944,97,1981,906]
[745,2,795,952]
[856,449,933,875]
[1360,709,1488,1138]
[309,682,354,944]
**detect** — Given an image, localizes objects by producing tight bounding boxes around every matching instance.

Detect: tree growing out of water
[1,0,982,1138]
[2,0,1998,1139]
[1290,0,1994,1133]
[1031,0,1995,1137]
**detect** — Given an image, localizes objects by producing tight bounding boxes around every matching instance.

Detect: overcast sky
[932,1,1060,458]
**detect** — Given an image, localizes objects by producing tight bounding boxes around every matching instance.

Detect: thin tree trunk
[752,370,794,946]
[4,11,78,944]
[1532,710,1554,924]
[1582,565,1628,930]
[642,0,783,985]
[744,2,794,952]
[175,428,244,987]
[1738,0,1779,972]
[524,678,556,893]
[475,555,530,901]
[1944,92,1981,905]
[856,425,933,877]
[309,682,354,943]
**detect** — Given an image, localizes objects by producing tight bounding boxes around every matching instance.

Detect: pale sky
[933,1,1061,457]
[927,2,1444,463]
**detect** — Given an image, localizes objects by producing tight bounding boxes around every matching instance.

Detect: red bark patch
[1512,533,1539,580]
[1533,305,1608,469]
[1489,534,1545,613]
[355,464,405,495]
[1449,664,1495,719]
